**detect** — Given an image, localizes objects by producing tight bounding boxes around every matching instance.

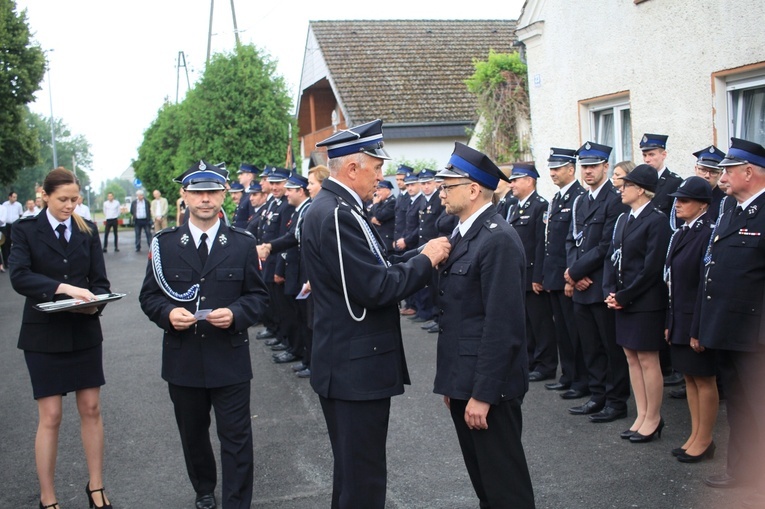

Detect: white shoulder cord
[334,205,391,322]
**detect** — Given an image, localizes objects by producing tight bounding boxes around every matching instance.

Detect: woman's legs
[624,348,645,431]
[682,375,700,450]
[636,350,663,435]
[36,395,63,506]
[684,375,719,456]
[77,387,110,506]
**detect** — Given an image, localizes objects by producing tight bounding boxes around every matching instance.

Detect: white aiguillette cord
[334,205,390,322]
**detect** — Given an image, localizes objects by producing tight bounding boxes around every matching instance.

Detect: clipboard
[34,292,126,313]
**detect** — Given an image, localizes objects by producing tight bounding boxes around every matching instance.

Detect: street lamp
[46,49,58,168]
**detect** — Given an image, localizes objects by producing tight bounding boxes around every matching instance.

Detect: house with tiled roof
[296,19,517,170]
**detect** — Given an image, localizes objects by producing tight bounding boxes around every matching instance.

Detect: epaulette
[153,225,178,239]
[536,195,547,204]
[17,215,36,222]
[483,219,501,232]
[229,225,254,237]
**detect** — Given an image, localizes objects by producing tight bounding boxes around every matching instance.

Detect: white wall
[517,0,765,200]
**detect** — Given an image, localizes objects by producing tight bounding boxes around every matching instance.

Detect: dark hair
[43,167,80,196]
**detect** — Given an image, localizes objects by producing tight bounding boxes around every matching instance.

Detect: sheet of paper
[194,308,213,320]
[296,284,311,300]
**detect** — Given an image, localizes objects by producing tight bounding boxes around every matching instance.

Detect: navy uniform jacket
[542,182,586,291]
[403,194,425,249]
[301,179,434,400]
[245,204,266,243]
[232,199,254,228]
[10,212,110,353]
[370,195,396,248]
[393,192,410,247]
[665,214,713,345]
[138,221,269,388]
[269,199,311,296]
[566,181,630,305]
[508,191,548,291]
[495,193,518,222]
[603,206,672,312]
[696,192,765,352]
[417,194,444,246]
[259,198,294,282]
[651,168,683,217]
[434,205,529,404]
[708,186,735,223]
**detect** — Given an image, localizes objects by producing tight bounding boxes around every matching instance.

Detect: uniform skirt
[670,344,716,377]
[615,310,667,351]
[24,344,105,399]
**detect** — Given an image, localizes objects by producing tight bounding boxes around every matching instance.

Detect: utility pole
[230,0,240,48]
[176,51,191,103]
[206,0,214,64]
[47,50,58,168]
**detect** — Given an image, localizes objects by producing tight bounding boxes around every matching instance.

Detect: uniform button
[439,290,444,296]
[63,275,69,280]
[175,274,180,278]
[707,296,711,300]
[228,273,233,278]
[201,296,206,302]
[439,328,443,333]
[373,346,378,351]
[200,277,205,282]
[440,309,444,315]
[62,259,68,263]
[201,334,206,338]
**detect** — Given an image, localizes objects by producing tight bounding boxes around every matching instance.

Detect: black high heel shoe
[677,442,716,463]
[86,482,113,509]
[620,429,637,439]
[630,418,664,443]
[671,447,686,457]
[39,502,59,509]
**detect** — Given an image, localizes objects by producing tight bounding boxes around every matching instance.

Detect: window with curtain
[728,76,765,146]
[590,100,632,167]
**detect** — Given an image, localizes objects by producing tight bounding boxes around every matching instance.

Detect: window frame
[579,92,632,167]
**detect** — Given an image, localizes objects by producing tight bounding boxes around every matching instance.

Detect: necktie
[627,215,635,226]
[735,206,744,217]
[198,233,209,266]
[450,227,462,248]
[56,223,68,250]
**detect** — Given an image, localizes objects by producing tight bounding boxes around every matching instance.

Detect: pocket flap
[349,332,396,360]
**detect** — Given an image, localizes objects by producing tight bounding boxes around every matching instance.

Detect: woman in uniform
[664,177,718,462]
[9,167,113,509]
[604,164,672,443]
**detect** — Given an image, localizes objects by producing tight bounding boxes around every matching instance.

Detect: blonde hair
[309,164,330,182]
[43,167,94,236]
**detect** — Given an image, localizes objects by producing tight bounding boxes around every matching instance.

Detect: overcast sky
[16,0,523,187]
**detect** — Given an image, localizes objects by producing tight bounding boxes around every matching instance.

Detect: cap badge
[181,233,190,245]
[642,135,648,143]
[709,147,715,153]
[585,142,591,150]
[550,149,554,155]
[218,233,228,245]
[199,160,207,171]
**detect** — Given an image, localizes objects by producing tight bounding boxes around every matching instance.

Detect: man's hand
[256,244,271,260]
[371,217,381,226]
[604,293,623,310]
[564,282,574,298]
[532,282,544,294]
[421,237,451,267]
[443,395,451,410]
[207,308,234,329]
[169,307,197,331]
[465,398,491,430]
[274,274,285,285]
[395,238,406,250]
[574,277,593,292]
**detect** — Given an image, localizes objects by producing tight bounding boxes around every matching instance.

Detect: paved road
[0,229,748,508]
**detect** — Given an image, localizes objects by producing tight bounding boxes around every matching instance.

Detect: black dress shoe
[528,371,553,382]
[545,382,570,391]
[264,338,281,346]
[296,367,311,378]
[270,343,288,351]
[291,362,307,372]
[427,323,440,333]
[620,429,637,439]
[703,472,741,489]
[669,386,687,399]
[410,316,430,323]
[196,493,216,509]
[630,418,664,441]
[256,329,276,340]
[589,406,628,423]
[568,400,604,415]
[677,442,715,463]
[671,447,686,457]
[663,371,684,386]
[274,352,298,363]
[420,320,437,329]
[561,389,590,400]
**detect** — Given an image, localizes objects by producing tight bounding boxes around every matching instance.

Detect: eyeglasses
[695,166,722,176]
[438,182,472,194]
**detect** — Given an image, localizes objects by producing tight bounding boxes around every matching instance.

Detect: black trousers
[103,218,119,249]
[573,302,630,410]
[718,347,765,483]
[549,290,588,391]
[449,398,535,509]
[0,223,11,265]
[134,218,151,250]
[168,382,253,509]
[271,281,292,348]
[319,396,391,509]
[525,290,557,377]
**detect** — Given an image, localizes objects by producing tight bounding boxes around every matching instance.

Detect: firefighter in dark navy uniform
[301,119,451,509]
[139,161,269,509]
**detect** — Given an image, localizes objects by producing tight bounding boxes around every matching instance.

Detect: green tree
[134,44,297,207]
[0,1,46,184]
[5,110,94,202]
[465,50,530,163]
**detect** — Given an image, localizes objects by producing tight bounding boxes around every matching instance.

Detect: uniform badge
[218,233,227,245]
[564,194,569,201]
[181,233,190,245]
[489,222,497,229]
[748,205,758,215]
